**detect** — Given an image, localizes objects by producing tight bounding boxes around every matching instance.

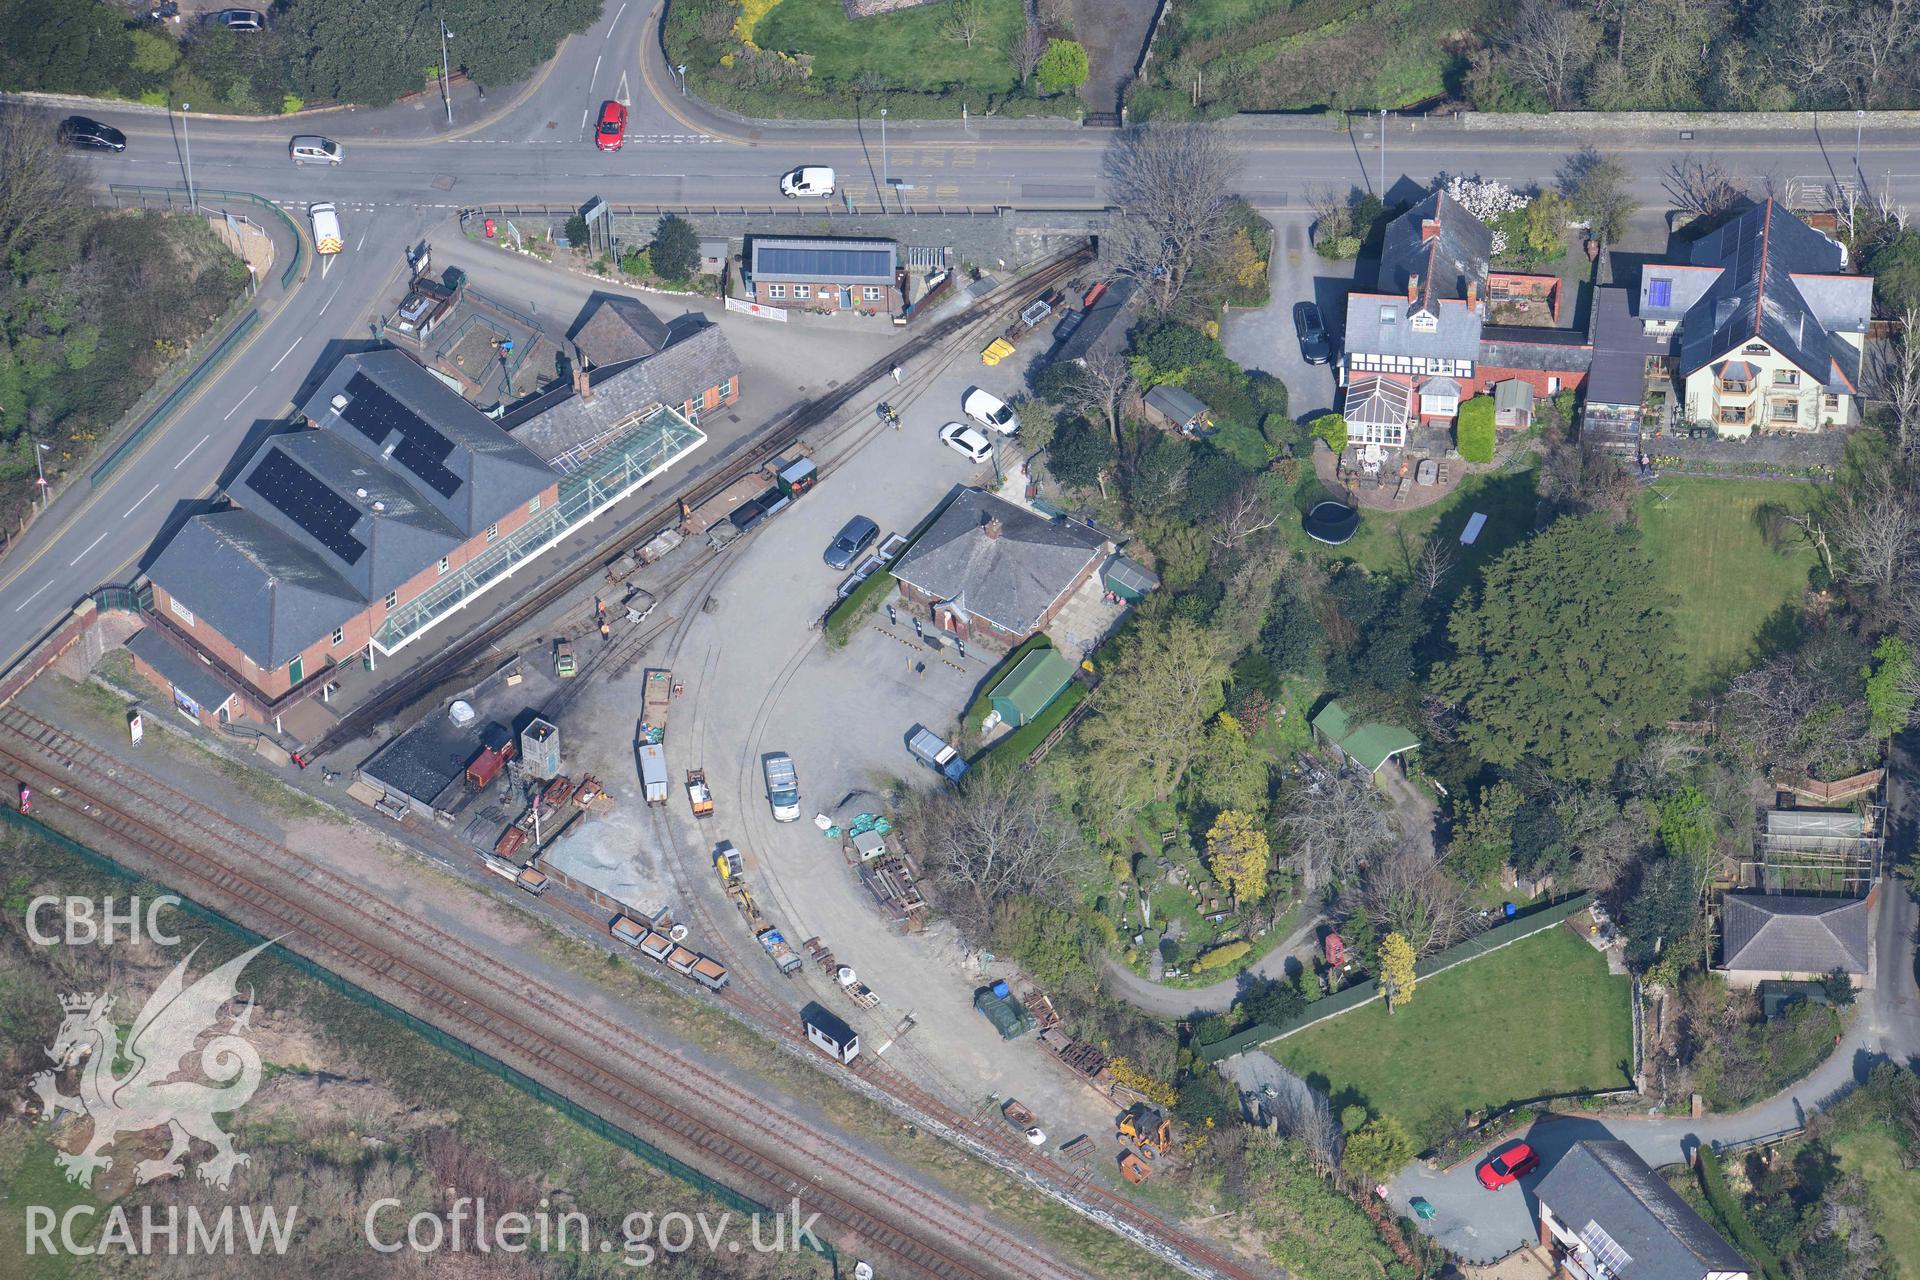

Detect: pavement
[1221,213,1351,424]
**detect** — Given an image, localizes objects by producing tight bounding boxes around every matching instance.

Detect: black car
[824,515,879,570]
[1294,302,1332,365]
[57,117,127,153]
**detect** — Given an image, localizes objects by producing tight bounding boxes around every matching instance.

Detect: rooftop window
[1647,279,1672,307]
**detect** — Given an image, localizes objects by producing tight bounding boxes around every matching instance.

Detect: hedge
[1195,941,1252,971]
[1457,396,1495,463]
[1695,1149,1787,1280]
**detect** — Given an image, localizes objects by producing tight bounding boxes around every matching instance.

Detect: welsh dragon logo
[32,939,273,1190]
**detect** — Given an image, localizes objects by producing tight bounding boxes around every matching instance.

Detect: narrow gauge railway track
[0,706,1081,1280]
[305,246,1095,760]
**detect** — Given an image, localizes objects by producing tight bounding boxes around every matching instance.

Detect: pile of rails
[801,936,882,1012]
[848,834,928,933]
[470,772,608,894]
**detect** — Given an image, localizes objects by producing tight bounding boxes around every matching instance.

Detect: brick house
[890,490,1108,650]
[137,331,737,729]
[746,236,897,315]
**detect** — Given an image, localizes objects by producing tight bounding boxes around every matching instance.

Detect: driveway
[1101,910,1324,1018]
[1072,0,1159,117]
[1221,213,1353,425]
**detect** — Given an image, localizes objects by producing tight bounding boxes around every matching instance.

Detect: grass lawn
[1830,1128,1920,1278]
[755,0,1026,96]
[1270,924,1632,1148]
[1636,478,1814,693]
[1289,462,1540,614]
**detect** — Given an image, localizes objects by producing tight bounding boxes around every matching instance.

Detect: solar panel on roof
[755,245,892,279]
[338,372,464,499]
[246,448,367,565]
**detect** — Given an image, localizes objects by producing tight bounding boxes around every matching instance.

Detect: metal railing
[108,184,304,287]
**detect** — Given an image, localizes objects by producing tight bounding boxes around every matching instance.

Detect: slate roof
[1342,293,1484,362]
[1144,385,1209,424]
[1478,324,1595,374]
[1722,893,1870,975]
[1344,374,1413,428]
[890,490,1107,636]
[505,322,740,463]
[1672,200,1872,392]
[147,508,363,670]
[748,236,896,284]
[1054,279,1137,365]
[1536,1141,1749,1280]
[1379,191,1492,314]
[126,626,232,713]
[299,349,554,538]
[1589,286,1670,407]
[571,296,669,368]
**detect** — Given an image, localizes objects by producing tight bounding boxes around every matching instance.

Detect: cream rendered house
[1639,200,1871,439]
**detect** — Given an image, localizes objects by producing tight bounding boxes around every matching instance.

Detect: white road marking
[174,432,211,469]
[70,530,110,566]
[609,1,626,27]
[223,385,258,420]
[270,337,302,371]
[354,228,368,251]
[13,582,50,612]
[581,108,591,129]
[592,55,602,87]
[317,284,342,317]
[122,484,160,519]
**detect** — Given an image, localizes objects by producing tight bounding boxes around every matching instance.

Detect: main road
[3,0,1917,674]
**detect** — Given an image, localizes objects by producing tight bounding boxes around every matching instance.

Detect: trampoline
[1303,501,1361,545]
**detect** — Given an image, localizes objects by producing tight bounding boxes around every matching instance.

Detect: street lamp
[879,107,889,202]
[180,102,197,213]
[1855,109,1865,179]
[33,441,51,509]
[440,21,455,125]
[1378,107,1387,197]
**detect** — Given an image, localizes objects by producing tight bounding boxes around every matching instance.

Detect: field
[1132,0,1493,117]
[1636,478,1815,692]
[1830,1128,1920,1279]
[754,0,1026,97]
[1270,925,1633,1147]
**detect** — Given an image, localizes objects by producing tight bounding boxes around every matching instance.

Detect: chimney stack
[983,516,1003,540]
[1466,281,1478,311]
[1422,218,1440,243]
[1407,274,1419,304]
[572,365,593,402]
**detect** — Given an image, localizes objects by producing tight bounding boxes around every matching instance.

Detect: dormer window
[1379,305,1397,325]
[1410,311,1438,333]
[1647,278,1671,307]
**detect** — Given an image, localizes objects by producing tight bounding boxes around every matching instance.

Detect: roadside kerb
[1198,892,1594,1062]
[90,312,259,486]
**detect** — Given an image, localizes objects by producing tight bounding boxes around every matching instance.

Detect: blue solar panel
[340,373,463,499]
[246,448,366,565]
[755,245,892,280]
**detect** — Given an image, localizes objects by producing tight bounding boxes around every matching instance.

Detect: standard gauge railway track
[0,706,1081,1280]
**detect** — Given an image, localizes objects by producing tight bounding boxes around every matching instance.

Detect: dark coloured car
[1477,1142,1541,1190]
[595,100,627,152]
[214,7,264,29]
[824,515,879,570]
[57,117,127,153]
[1294,302,1332,365]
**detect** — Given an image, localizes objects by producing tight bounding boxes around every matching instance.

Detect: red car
[1477,1142,1541,1190]
[594,100,627,151]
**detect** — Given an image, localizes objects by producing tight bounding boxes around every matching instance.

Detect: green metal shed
[1310,699,1419,774]
[989,647,1075,727]
[1103,555,1160,603]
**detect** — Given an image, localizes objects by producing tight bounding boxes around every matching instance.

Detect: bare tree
[944,0,985,48]
[1274,773,1398,899]
[1053,348,1133,445]
[1827,457,1920,611]
[1353,844,1479,956]
[1721,640,1874,775]
[1663,155,1746,221]
[1264,1073,1342,1175]
[1874,309,1920,462]
[907,763,1089,941]
[1104,124,1242,315]
[0,108,82,268]
[1211,476,1282,550]
[1412,535,1457,595]
[1840,0,1920,108]
[1558,145,1635,245]
[1007,21,1047,84]
[1554,788,1648,892]
[1499,0,1600,108]
[1304,183,1353,249]
[1540,433,1639,523]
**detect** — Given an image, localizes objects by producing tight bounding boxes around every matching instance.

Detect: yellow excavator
[1117,1104,1171,1159]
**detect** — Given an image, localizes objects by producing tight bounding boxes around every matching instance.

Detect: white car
[962,388,1019,435]
[780,166,836,198]
[939,422,992,464]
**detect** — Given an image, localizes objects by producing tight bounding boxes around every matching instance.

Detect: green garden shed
[1310,700,1419,776]
[1102,555,1160,603]
[989,647,1075,727]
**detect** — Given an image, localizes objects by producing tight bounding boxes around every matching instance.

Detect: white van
[779,166,835,198]
[289,136,342,166]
